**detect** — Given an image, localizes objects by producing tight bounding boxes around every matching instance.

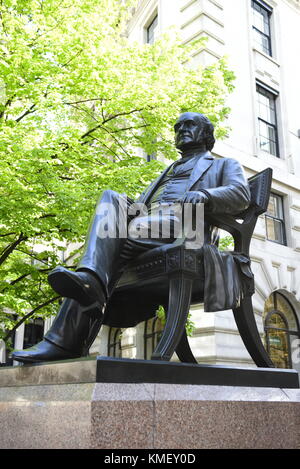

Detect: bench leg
[233,296,274,368]
[151,274,193,361]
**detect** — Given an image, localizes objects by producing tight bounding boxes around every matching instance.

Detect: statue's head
[174,112,215,152]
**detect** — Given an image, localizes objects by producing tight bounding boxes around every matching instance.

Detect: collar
[179,146,208,159]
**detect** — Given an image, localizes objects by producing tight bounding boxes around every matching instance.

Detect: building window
[264,292,300,368]
[107,327,122,358]
[252,0,272,56]
[146,14,158,44]
[23,318,44,349]
[144,316,163,360]
[256,83,279,157]
[265,193,286,245]
[146,152,156,162]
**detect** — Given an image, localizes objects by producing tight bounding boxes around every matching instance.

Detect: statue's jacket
[104,151,255,328]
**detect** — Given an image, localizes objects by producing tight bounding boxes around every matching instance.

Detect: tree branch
[80,107,146,139]
[1,265,77,292]
[67,102,99,122]
[38,213,56,219]
[3,295,61,343]
[0,96,15,119]
[0,233,28,267]
[64,97,105,105]
[91,137,121,161]
[15,103,36,123]
[61,48,83,67]
[92,124,131,157]
[111,123,149,133]
[0,232,17,238]
[15,248,50,265]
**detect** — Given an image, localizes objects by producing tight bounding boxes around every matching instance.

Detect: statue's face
[174,112,206,151]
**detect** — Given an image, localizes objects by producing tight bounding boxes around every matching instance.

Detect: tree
[0,0,235,345]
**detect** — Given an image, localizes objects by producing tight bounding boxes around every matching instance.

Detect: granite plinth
[0,359,299,449]
[0,356,96,387]
[91,383,300,449]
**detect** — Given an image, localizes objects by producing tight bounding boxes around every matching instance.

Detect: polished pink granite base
[0,380,299,448]
[91,383,300,449]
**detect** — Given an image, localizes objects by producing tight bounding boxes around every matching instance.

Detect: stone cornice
[283,0,300,10]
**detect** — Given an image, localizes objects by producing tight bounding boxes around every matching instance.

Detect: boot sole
[12,354,45,363]
[12,351,80,364]
[12,341,81,364]
[48,268,101,306]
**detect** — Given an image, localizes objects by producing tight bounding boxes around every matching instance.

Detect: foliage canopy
[0,0,235,343]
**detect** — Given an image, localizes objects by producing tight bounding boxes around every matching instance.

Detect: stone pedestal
[0,358,299,449]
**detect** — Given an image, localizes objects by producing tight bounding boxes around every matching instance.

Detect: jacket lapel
[137,163,175,204]
[138,151,214,204]
[187,151,214,191]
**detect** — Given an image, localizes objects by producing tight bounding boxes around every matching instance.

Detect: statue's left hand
[179,191,209,205]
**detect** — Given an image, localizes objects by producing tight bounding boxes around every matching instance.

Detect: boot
[48,266,106,308]
[11,338,81,363]
[12,298,103,364]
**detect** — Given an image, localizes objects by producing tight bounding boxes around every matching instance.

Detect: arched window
[263,292,300,368]
[107,328,122,358]
[144,316,164,360]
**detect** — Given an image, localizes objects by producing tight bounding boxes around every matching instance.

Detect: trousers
[45,189,184,353]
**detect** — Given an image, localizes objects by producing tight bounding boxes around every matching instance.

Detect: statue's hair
[196,114,215,151]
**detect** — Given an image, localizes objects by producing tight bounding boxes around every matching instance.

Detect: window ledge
[257,149,286,165]
[252,47,280,67]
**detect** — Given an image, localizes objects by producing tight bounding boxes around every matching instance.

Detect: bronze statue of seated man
[12,112,251,363]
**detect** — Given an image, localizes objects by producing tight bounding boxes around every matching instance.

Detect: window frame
[107,327,122,358]
[144,316,163,360]
[265,192,287,246]
[256,82,280,158]
[251,0,273,57]
[265,310,292,368]
[145,13,158,45]
[23,318,45,350]
[264,291,300,369]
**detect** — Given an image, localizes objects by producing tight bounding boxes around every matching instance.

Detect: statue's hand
[180,191,209,205]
